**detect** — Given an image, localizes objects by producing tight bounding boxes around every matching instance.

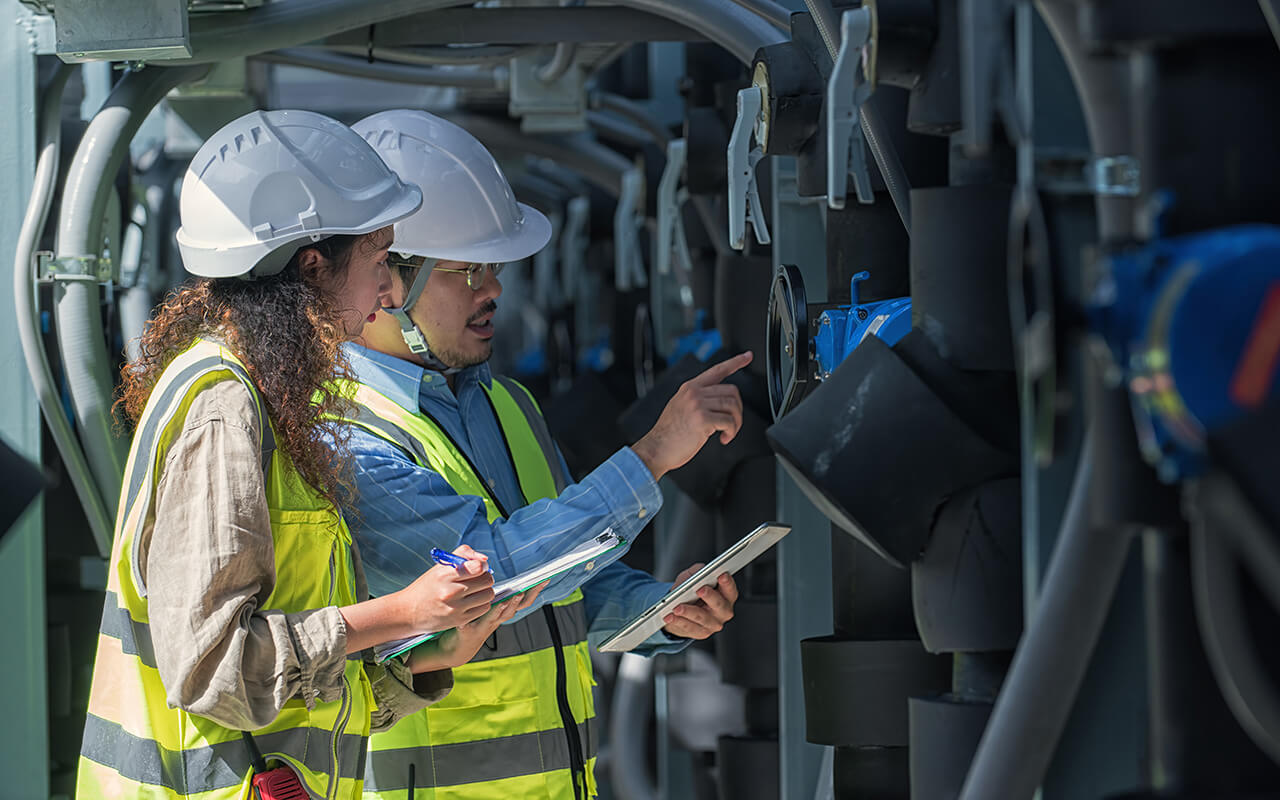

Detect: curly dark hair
[117,233,385,507]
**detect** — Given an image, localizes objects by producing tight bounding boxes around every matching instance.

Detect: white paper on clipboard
[596,522,791,653]
[374,528,626,663]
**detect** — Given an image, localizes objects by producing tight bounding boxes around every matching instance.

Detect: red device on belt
[242,731,308,800]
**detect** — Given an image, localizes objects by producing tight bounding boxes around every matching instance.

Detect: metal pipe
[599,0,784,65]
[54,64,208,523]
[452,113,632,196]
[255,49,504,89]
[594,91,672,146]
[728,0,792,32]
[538,41,579,83]
[1035,1,1136,243]
[1189,473,1280,765]
[805,0,913,234]
[14,64,114,554]
[957,428,1125,800]
[325,42,535,66]
[164,0,780,68]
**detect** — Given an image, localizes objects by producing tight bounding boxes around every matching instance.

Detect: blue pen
[430,547,491,573]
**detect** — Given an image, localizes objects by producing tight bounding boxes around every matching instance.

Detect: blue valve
[813,272,912,380]
[1089,224,1280,481]
[668,309,724,364]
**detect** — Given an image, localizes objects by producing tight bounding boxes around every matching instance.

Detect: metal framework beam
[323,7,703,47]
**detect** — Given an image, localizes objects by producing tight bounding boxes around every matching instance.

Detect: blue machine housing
[1089,224,1280,480]
[813,272,913,380]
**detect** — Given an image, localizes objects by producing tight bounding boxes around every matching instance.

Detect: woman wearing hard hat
[75,109,539,800]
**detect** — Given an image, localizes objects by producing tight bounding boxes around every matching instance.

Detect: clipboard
[596,521,791,653]
[374,528,627,663]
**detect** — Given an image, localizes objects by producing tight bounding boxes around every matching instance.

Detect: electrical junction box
[508,53,586,133]
[55,0,190,62]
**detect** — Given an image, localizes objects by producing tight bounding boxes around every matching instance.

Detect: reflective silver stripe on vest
[342,403,430,466]
[469,595,587,663]
[493,375,569,493]
[98,591,157,669]
[363,719,597,791]
[80,713,368,793]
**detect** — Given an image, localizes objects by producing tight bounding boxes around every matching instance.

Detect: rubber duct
[912,478,1024,653]
[908,696,993,800]
[801,637,949,747]
[909,184,1016,371]
[766,332,1018,567]
[717,736,779,800]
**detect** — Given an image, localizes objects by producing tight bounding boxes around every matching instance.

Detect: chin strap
[384,257,461,376]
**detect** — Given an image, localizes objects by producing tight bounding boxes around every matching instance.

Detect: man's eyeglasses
[387,253,504,291]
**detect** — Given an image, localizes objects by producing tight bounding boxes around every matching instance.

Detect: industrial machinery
[4,0,1280,798]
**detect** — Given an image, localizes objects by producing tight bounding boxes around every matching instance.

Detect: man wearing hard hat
[337,109,752,800]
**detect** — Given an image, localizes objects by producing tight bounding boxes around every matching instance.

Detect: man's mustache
[467,301,498,325]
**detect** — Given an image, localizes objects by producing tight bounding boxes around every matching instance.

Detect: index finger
[688,351,753,387]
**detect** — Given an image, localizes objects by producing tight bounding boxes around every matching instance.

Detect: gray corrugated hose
[13,64,114,554]
[54,64,209,522]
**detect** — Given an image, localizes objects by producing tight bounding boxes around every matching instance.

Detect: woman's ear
[296,246,328,285]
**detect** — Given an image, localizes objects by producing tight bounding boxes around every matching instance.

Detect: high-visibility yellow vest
[334,375,598,800]
[77,340,374,800]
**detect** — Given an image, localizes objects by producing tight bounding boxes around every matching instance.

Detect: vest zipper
[542,605,586,800]
[328,677,353,800]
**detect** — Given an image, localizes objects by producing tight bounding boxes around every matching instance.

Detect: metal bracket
[37,252,113,283]
[827,7,875,210]
[560,195,589,303]
[727,86,772,250]
[614,167,648,291]
[1035,151,1141,197]
[657,138,694,276]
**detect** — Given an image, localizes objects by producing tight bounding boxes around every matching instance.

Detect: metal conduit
[452,113,632,197]
[325,43,536,66]
[54,64,209,523]
[538,42,579,83]
[593,91,672,146]
[255,49,504,89]
[806,0,913,234]
[728,0,792,32]
[13,64,114,555]
[162,0,780,68]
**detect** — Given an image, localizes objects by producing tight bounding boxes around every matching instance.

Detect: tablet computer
[597,521,791,653]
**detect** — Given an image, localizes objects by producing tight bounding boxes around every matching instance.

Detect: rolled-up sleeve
[145,380,350,730]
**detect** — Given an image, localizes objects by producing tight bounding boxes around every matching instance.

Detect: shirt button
[488,478,497,488]
[638,508,648,519]
[584,561,595,571]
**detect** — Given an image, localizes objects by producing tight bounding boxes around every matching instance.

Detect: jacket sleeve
[145,380,351,730]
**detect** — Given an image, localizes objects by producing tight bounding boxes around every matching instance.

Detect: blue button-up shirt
[340,343,688,655]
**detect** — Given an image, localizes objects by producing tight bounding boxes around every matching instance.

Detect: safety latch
[657,138,694,276]
[727,85,771,250]
[614,166,648,291]
[827,6,875,209]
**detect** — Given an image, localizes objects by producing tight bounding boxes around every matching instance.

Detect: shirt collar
[342,343,493,411]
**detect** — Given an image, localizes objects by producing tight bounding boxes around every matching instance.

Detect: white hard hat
[176,109,423,279]
[351,109,552,264]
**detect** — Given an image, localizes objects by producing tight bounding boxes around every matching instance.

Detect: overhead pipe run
[255,49,506,89]
[53,63,209,523]
[592,91,672,147]
[13,64,114,555]
[150,0,782,68]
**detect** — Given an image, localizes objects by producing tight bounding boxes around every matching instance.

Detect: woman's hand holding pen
[398,544,495,635]
[408,582,548,672]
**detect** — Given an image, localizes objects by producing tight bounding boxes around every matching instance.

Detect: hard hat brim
[178,183,424,279]
[390,202,553,266]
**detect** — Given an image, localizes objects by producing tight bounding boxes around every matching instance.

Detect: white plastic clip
[827,7,875,209]
[614,167,648,291]
[727,86,771,250]
[560,195,589,303]
[657,138,694,276]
